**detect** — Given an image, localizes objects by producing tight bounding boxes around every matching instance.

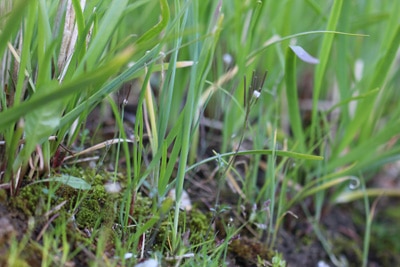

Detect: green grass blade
[137,0,170,45]
[76,0,129,72]
[285,46,306,153]
[311,0,343,142]
[0,47,135,130]
[0,0,29,58]
[157,0,182,144]
[336,24,400,154]
[172,2,198,246]
[59,47,162,130]
[14,3,36,104]
[334,188,400,204]
[36,0,53,87]
[186,149,323,173]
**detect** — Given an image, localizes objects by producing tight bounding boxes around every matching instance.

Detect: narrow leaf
[137,0,170,44]
[285,47,306,152]
[186,149,323,173]
[31,175,91,190]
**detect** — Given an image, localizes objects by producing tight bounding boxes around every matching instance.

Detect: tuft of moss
[75,198,102,228]
[185,209,211,245]
[229,236,275,265]
[154,207,212,250]
[74,174,118,229]
[130,193,153,220]
[11,184,45,216]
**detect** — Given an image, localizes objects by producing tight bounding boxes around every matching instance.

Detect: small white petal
[253,91,261,98]
[317,260,330,267]
[104,182,122,193]
[223,53,233,65]
[124,253,134,260]
[168,189,192,211]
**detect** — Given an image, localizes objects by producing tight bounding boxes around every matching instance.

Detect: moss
[74,174,118,229]
[130,193,153,220]
[11,184,44,216]
[75,199,102,228]
[92,184,109,203]
[0,189,7,202]
[49,167,120,228]
[60,166,118,187]
[55,184,79,204]
[153,206,212,250]
[229,236,275,266]
[9,167,122,231]
[5,167,129,266]
[8,167,217,262]
[185,209,211,245]
[62,166,94,180]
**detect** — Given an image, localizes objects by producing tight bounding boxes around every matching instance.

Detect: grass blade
[311,0,343,142]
